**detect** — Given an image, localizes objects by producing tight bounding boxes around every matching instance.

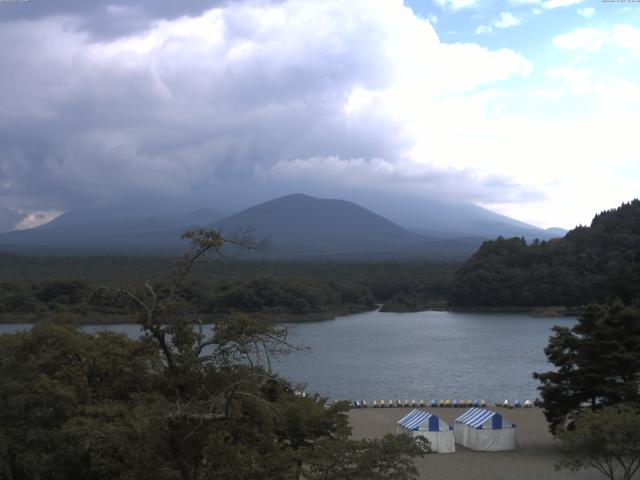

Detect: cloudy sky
[0,0,638,230]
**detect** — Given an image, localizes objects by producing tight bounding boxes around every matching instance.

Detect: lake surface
[0,310,575,402]
[275,310,575,402]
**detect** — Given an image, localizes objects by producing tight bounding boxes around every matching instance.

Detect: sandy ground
[348,407,602,480]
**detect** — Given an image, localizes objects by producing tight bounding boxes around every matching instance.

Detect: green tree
[0,229,425,480]
[0,322,169,480]
[450,200,640,308]
[556,404,640,480]
[534,300,640,433]
[304,434,427,480]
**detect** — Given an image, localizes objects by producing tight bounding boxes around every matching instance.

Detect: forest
[0,254,457,323]
[3,200,640,322]
[449,200,640,308]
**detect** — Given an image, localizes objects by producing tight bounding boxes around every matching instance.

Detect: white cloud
[477,12,523,35]
[553,24,640,55]
[613,24,640,55]
[495,12,522,28]
[0,0,536,212]
[554,24,640,56]
[553,27,609,51]
[427,13,438,24]
[547,66,593,93]
[577,7,595,17]
[0,1,638,229]
[433,0,479,10]
[543,0,584,9]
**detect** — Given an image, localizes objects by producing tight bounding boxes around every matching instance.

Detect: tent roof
[397,409,438,431]
[455,408,508,429]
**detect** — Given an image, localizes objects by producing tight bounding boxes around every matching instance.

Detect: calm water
[0,310,575,402]
[275,310,575,402]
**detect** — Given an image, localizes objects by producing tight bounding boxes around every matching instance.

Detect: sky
[0,0,638,230]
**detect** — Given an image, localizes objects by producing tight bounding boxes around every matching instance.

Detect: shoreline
[0,304,582,325]
[0,304,377,325]
[449,306,582,317]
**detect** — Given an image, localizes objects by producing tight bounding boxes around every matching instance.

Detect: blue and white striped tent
[396,409,455,453]
[454,408,517,451]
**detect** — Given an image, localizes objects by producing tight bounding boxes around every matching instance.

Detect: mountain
[0,193,560,259]
[449,199,640,307]
[0,208,24,234]
[0,207,226,254]
[344,191,562,241]
[211,193,427,257]
[545,227,568,237]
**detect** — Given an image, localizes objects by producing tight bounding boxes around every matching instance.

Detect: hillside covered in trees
[450,200,640,308]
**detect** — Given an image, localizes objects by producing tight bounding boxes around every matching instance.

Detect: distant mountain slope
[0,192,564,259]
[348,192,563,241]
[212,193,426,256]
[0,208,24,234]
[544,227,568,237]
[449,199,640,307]
[0,207,226,253]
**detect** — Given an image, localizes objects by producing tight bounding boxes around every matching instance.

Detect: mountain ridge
[0,193,564,259]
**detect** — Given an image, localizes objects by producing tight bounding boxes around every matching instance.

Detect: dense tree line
[450,200,640,307]
[0,255,456,321]
[0,277,375,321]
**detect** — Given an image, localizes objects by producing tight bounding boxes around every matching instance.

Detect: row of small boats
[348,399,535,409]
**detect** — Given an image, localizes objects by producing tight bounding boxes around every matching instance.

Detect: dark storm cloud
[0,0,231,39]
[0,0,538,215]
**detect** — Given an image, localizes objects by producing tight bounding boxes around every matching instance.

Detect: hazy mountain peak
[0,192,563,258]
[212,193,423,257]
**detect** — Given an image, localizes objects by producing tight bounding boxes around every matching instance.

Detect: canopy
[396,409,455,453]
[455,408,507,429]
[454,408,517,451]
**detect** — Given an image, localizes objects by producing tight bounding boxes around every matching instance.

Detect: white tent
[396,409,455,453]
[454,408,517,451]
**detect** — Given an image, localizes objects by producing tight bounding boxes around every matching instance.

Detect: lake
[0,310,574,402]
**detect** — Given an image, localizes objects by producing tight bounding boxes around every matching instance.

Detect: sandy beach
[348,407,602,480]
